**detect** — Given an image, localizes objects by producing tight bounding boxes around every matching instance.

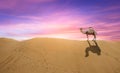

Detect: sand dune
[0,38,120,73]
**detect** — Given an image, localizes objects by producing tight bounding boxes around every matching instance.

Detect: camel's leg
[93,34,96,41]
[87,34,89,40]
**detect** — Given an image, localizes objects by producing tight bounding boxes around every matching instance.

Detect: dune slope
[0,38,120,73]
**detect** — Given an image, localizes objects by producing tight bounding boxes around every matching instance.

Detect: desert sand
[0,38,120,73]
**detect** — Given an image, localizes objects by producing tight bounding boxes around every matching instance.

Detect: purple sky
[0,0,120,40]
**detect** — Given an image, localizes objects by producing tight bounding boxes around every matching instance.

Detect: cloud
[0,0,18,10]
[25,0,56,3]
[0,0,56,16]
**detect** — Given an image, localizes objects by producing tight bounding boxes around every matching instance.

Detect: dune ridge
[0,38,120,73]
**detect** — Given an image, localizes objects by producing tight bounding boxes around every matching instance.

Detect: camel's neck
[80,29,86,34]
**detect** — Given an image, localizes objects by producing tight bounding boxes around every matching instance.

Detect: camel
[80,27,97,41]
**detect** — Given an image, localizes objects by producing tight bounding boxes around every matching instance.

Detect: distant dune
[0,38,120,73]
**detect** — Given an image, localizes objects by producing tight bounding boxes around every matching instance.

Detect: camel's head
[80,28,83,30]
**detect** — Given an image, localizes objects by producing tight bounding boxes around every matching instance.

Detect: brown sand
[0,38,120,73]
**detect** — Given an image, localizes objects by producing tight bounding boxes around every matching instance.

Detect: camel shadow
[85,40,101,57]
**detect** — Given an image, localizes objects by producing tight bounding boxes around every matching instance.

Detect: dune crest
[0,38,120,73]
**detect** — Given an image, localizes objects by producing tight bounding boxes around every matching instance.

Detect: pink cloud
[91,5,120,13]
[103,14,120,20]
[0,0,56,15]
[102,5,120,12]
[26,0,56,3]
[0,0,17,9]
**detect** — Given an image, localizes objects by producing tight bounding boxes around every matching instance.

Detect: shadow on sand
[85,40,101,57]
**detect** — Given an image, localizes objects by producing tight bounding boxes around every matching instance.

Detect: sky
[0,0,120,40]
